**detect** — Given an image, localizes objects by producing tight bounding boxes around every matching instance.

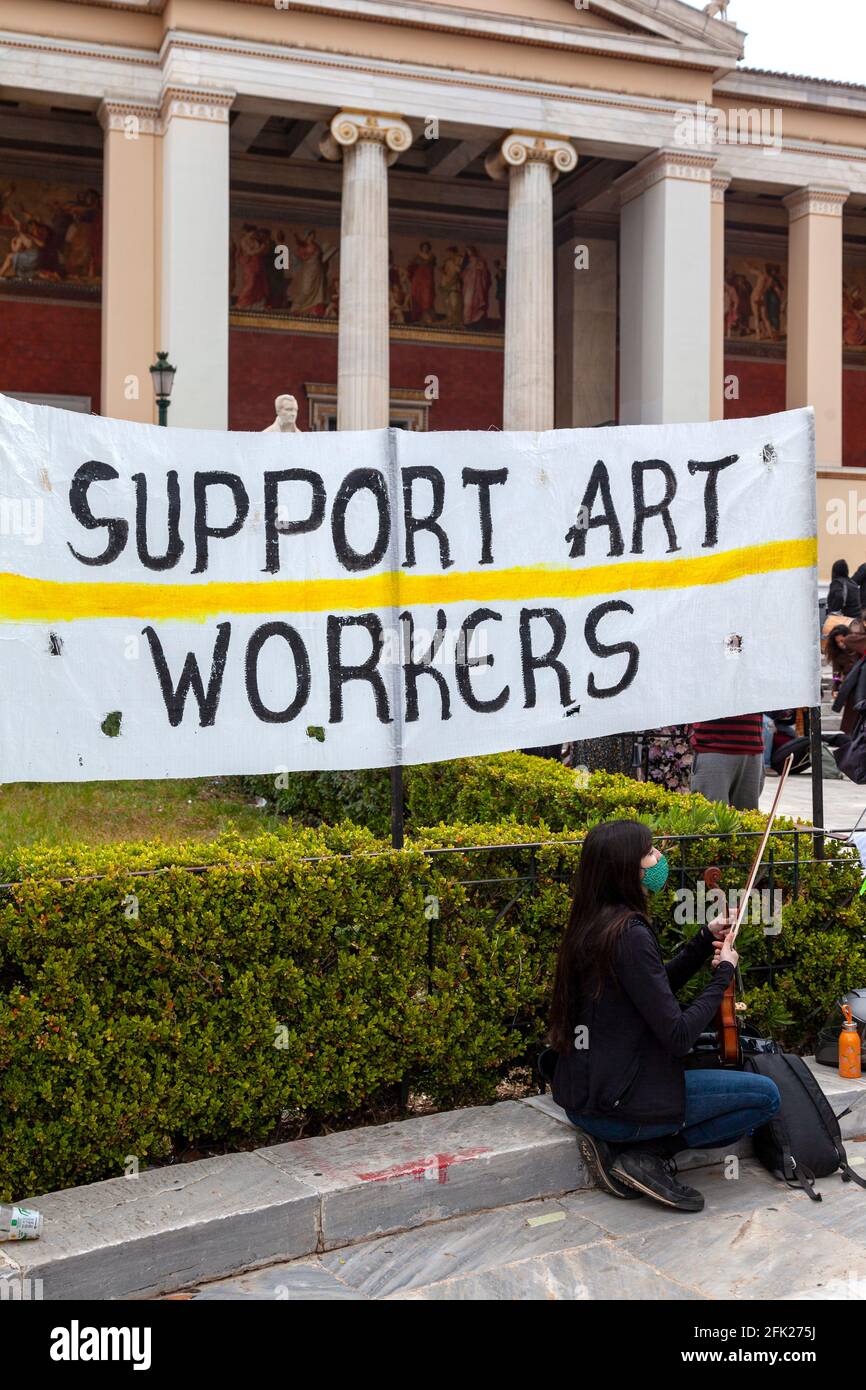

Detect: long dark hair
[548,819,651,1053]
[827,622,859,680]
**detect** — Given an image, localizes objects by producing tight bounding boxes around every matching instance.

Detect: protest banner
[0,395,819,782]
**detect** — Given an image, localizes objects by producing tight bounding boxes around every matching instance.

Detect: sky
[684,0,866,85]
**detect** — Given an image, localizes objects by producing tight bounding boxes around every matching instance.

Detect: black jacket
[834,653,866,719]
[552,916,735,1125]
[827,576,862,619]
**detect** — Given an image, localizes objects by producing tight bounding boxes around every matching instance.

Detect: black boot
[574,1129,641,1200]
[609,1150,705,1212]
[632,1133,684,1160]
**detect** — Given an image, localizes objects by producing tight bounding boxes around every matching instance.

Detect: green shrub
[0,816,579,1198]
[3,754,864,1200]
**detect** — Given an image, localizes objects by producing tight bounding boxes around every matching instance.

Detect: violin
[703,753,794,1067]
[702,865,742,1065]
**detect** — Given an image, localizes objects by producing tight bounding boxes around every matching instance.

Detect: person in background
[852,563,866,616]
[827,621,863,703]
[762,710,797,773]
[833,621,866,736]
[689,714,764,809]
[827,559,863,619]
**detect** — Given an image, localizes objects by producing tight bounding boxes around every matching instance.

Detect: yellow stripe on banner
[0,538,816,624]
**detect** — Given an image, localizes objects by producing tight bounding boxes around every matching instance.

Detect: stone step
[2,1059,863,1300]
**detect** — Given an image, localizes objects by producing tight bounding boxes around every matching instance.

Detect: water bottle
[839,1003,863,1080]
[0,1205,43,1241]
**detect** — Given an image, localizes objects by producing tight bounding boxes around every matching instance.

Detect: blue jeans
[567,1069,780,1150]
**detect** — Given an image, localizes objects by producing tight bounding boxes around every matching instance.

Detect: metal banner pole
[390,764,405,850]
[385,426,405,852]
[808,705,825,860]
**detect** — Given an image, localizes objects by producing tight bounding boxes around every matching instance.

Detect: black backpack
[743,1052,866,1201]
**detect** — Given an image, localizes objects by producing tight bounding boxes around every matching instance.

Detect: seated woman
[547,820,780,1212]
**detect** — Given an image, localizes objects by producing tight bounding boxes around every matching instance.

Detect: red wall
[725,355,866,466]
[723,356,786,421]
[0,299,101,411]
[229,327,503,431]
[0,304,859,460]
[844,366,866,469]
[391,340,503,430]
[229,328,336,431]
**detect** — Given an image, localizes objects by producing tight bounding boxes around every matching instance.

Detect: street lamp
[149,351,177,426]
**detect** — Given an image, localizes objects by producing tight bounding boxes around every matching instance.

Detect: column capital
[616,149,716,208]
[319,111,413,166]
[711,170,732,203]
[98,99,161,135]
[160,87,235,128]
[485,132,577,184]
[783,185,849,222]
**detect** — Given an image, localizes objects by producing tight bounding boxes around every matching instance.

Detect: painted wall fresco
[844,265,866,350]
[229,218,507,334]
[725,251,866,353]
[724,255,787,343]
[0,179,101,297]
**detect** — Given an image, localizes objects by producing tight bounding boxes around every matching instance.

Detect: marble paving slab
[390,1240,705,1301]
[189,1151,839,1301]
[315,1196,604,1298]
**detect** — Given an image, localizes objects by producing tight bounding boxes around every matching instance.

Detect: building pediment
[282,1,746,70]
[566,1,745,57]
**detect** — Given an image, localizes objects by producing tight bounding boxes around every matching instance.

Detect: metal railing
[421,826,862,997]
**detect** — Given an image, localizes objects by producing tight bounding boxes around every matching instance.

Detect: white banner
[0,395,819,782]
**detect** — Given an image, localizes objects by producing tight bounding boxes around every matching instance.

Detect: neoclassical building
[1,0,866,570]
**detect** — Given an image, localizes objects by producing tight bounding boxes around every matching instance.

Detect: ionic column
[98,100,160,423]
[320,112,413,430]
[486,133,577,431]
[160,87,234,429]
[617,150,715,424]
[783,185,849,465]
[710,172,731,421]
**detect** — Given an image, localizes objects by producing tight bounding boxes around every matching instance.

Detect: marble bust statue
[263,394,301,432]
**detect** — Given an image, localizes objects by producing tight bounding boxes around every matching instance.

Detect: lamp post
[149,351,177,426]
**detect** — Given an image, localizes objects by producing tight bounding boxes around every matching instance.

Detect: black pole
[157,398,169,427]
[390,764,404,850]
[808,705,824,860]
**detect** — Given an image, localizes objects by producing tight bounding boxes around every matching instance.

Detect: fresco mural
[724,255,787,342]
[725,251,866,353]
[843,265,866,350]
[0,178,101,296]
[229,218,507,335]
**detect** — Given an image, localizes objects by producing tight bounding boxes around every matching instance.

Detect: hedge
[246,754,747,836]
[2,756,865,1201]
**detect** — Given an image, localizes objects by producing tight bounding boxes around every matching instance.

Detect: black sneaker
[575,1130,641,1200]
[609,1150,705,1212]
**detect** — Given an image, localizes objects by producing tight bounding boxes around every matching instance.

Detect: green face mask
[642,853,669,895]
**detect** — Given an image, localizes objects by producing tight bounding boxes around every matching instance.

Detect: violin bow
[729,752,794,946]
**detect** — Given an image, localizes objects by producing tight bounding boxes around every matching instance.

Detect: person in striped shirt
[689,715,764,810]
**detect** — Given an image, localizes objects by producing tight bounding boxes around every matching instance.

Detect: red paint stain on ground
[356,1147,491,1184]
